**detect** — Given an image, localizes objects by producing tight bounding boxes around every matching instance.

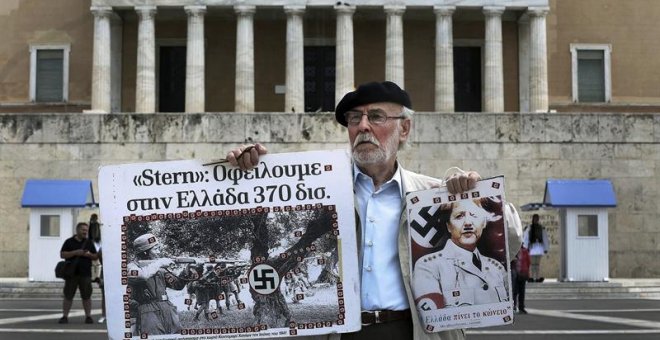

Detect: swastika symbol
[253,270,275,289]
[249,264,280,295]
[410,206,446,246]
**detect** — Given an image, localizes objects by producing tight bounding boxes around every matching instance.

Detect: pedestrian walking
[523,214,549,282]
[512,245,531,314]
[59,222,98,324]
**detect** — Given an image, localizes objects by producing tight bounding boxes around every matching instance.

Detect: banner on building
[406,176,513,332]
[99,150,360,340]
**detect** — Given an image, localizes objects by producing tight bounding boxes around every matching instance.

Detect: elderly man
[413,199,509,311]
[228,81,520,340]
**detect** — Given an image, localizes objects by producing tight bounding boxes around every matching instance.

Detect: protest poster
[406,176,513,332]
[98,150,360,340]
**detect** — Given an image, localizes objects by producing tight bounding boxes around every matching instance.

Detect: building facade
[4,0,660,114]
[1,0,660,278]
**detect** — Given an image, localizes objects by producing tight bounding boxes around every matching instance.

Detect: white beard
[352,129,399,166]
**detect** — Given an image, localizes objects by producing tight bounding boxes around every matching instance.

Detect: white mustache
[353,133,380,148]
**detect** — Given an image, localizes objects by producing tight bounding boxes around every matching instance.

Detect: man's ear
[399,118,411,141]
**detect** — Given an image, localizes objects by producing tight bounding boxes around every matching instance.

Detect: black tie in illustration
[472,253,482,270]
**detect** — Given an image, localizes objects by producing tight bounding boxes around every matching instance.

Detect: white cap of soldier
[133,233,159,253]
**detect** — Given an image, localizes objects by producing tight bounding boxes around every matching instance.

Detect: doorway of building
[454,46,482,112]
[159,46,186,112]
[304,46,335,112]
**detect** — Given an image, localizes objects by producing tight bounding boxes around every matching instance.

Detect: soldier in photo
[283,271,306,303]
[215,263,244,310]
[190,264,224,321]
[184,264,206,315]
[413,198,509,309]
[127,233,192,335]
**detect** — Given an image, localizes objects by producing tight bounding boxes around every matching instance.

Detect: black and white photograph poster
[406,176,513,332]
[98,150,361,340]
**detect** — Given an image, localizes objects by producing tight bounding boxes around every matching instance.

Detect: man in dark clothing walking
[59,222,98,324]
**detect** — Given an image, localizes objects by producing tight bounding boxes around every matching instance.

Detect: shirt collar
[353,162,404,196]
[445,239,482,261]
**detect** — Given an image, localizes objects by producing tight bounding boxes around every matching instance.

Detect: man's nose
[356,114,372,131]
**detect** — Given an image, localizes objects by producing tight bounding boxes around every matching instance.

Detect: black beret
[335,81,412,126]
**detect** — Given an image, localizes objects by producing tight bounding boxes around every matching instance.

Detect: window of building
[577,214,598,237]
[570,44,611,103]
[29,44,70,102]
[40,215,60,237]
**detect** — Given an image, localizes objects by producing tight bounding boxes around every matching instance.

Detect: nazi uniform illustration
[413,240,509,310]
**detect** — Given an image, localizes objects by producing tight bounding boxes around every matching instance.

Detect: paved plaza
[0,297,659,340]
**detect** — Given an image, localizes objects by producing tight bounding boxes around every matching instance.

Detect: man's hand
[445,171,481,194]
[226,143,268,170]
[159,258,175,269]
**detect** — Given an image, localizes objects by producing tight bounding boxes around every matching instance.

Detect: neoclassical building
[4,0,660,114]
[2,1,660,279]
[81,0,551,115]
[2,0,554,114]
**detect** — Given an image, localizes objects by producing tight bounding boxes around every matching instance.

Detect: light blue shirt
[354,163,409,311]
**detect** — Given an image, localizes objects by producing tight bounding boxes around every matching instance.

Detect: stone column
[235,5,256,113]
[528,7,549,113]
[434,6,455,112]
[110,14,123,113]
[90,6,112,113]
[334,4,356,107]
[483,6,505,112]
[518,14,530,112]
[185,5,206,113]
[284,5,305,113]
[384,5,405,87]
[135,6,157,113]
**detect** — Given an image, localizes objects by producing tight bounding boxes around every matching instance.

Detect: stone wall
[1,112,658,278]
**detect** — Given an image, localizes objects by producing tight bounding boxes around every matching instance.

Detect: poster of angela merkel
[406,176,514,332]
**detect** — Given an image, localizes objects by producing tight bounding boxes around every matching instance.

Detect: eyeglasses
[344,109,405,126]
